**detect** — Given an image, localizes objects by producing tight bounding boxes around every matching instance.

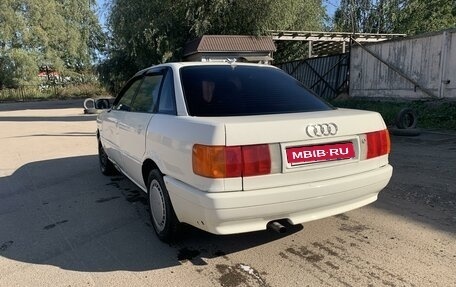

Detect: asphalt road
[0,100,455,287]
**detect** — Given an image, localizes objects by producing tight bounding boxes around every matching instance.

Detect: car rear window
[180,65,333,116]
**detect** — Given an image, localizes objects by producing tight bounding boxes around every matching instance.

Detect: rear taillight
[192,144,272,178]
[241,145,271,176]
[366,129,391,159]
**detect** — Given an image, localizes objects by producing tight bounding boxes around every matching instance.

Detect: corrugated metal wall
[277,54,349,100]
[350,29,456,99]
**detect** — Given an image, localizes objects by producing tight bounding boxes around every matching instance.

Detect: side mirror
[117,104,131,112]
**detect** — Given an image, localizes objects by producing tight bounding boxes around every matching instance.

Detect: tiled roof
[183,35,276,56]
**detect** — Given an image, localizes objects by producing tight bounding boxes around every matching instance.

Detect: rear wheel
[147,169,179,242]
[98,141,117,175]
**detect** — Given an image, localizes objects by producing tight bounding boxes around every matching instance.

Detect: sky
[96,0,108,29]
[324,0,340,17]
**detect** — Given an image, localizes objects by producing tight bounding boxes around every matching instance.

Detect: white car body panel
[165,164,392,234]
[99,110,122,165]
[145,114,241,192]
[97,62,393,235]
[118,111,154,189]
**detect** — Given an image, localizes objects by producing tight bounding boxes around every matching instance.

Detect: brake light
[366,129,391,159]
[192,144,271,178]
[242,145,271,176]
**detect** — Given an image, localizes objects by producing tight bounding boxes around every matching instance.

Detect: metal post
[438,31,450,98]
[308,41,312,58]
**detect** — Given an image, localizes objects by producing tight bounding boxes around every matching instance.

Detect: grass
[331,98,456,131]
[0,83,110,102]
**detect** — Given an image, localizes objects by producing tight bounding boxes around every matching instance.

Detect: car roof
[134,61,278,76]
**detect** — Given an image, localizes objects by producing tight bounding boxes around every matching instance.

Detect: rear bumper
[164,164,393,235]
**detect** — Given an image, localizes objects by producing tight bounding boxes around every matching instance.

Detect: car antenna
[226,58,238,69]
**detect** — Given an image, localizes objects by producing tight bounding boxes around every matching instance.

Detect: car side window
[131,74,164,113]
[158,70,177,115]
[115,78,142,111]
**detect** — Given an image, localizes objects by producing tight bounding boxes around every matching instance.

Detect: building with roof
[183,35,276,64]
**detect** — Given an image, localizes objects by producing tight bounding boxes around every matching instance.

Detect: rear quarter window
[180,65,333,117]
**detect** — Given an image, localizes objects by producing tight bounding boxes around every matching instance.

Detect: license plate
[286,142,355,165]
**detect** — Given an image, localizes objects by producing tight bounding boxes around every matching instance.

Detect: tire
[84,98,95,110]
[98,141,117,175]
[95,98,110,109]
[395,108,418,129]
[147,169,180,243]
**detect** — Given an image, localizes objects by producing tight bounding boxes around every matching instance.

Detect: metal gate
[276,53,349,100]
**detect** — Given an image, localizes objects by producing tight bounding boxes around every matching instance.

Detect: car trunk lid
[220,109,389,191]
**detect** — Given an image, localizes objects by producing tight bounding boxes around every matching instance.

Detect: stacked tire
[389,108,421,136]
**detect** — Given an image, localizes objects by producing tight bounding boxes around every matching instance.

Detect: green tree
[333,0,455,34]
[334,0,391,33]
[0,0,105,88]
[397,0,456,34]
[100,0,325,91]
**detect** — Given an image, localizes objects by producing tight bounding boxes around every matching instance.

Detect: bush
[55,83,109,99]
[0,86,45,101]
[0,83,110,102]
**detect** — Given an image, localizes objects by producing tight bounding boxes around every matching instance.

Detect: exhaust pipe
[267,221,286,234]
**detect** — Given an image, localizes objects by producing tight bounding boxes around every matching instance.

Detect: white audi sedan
[97,62,392,242]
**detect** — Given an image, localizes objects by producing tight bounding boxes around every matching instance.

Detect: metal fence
[276,53,349,100]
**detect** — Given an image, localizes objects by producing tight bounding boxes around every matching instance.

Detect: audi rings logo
[306,123,338,137]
